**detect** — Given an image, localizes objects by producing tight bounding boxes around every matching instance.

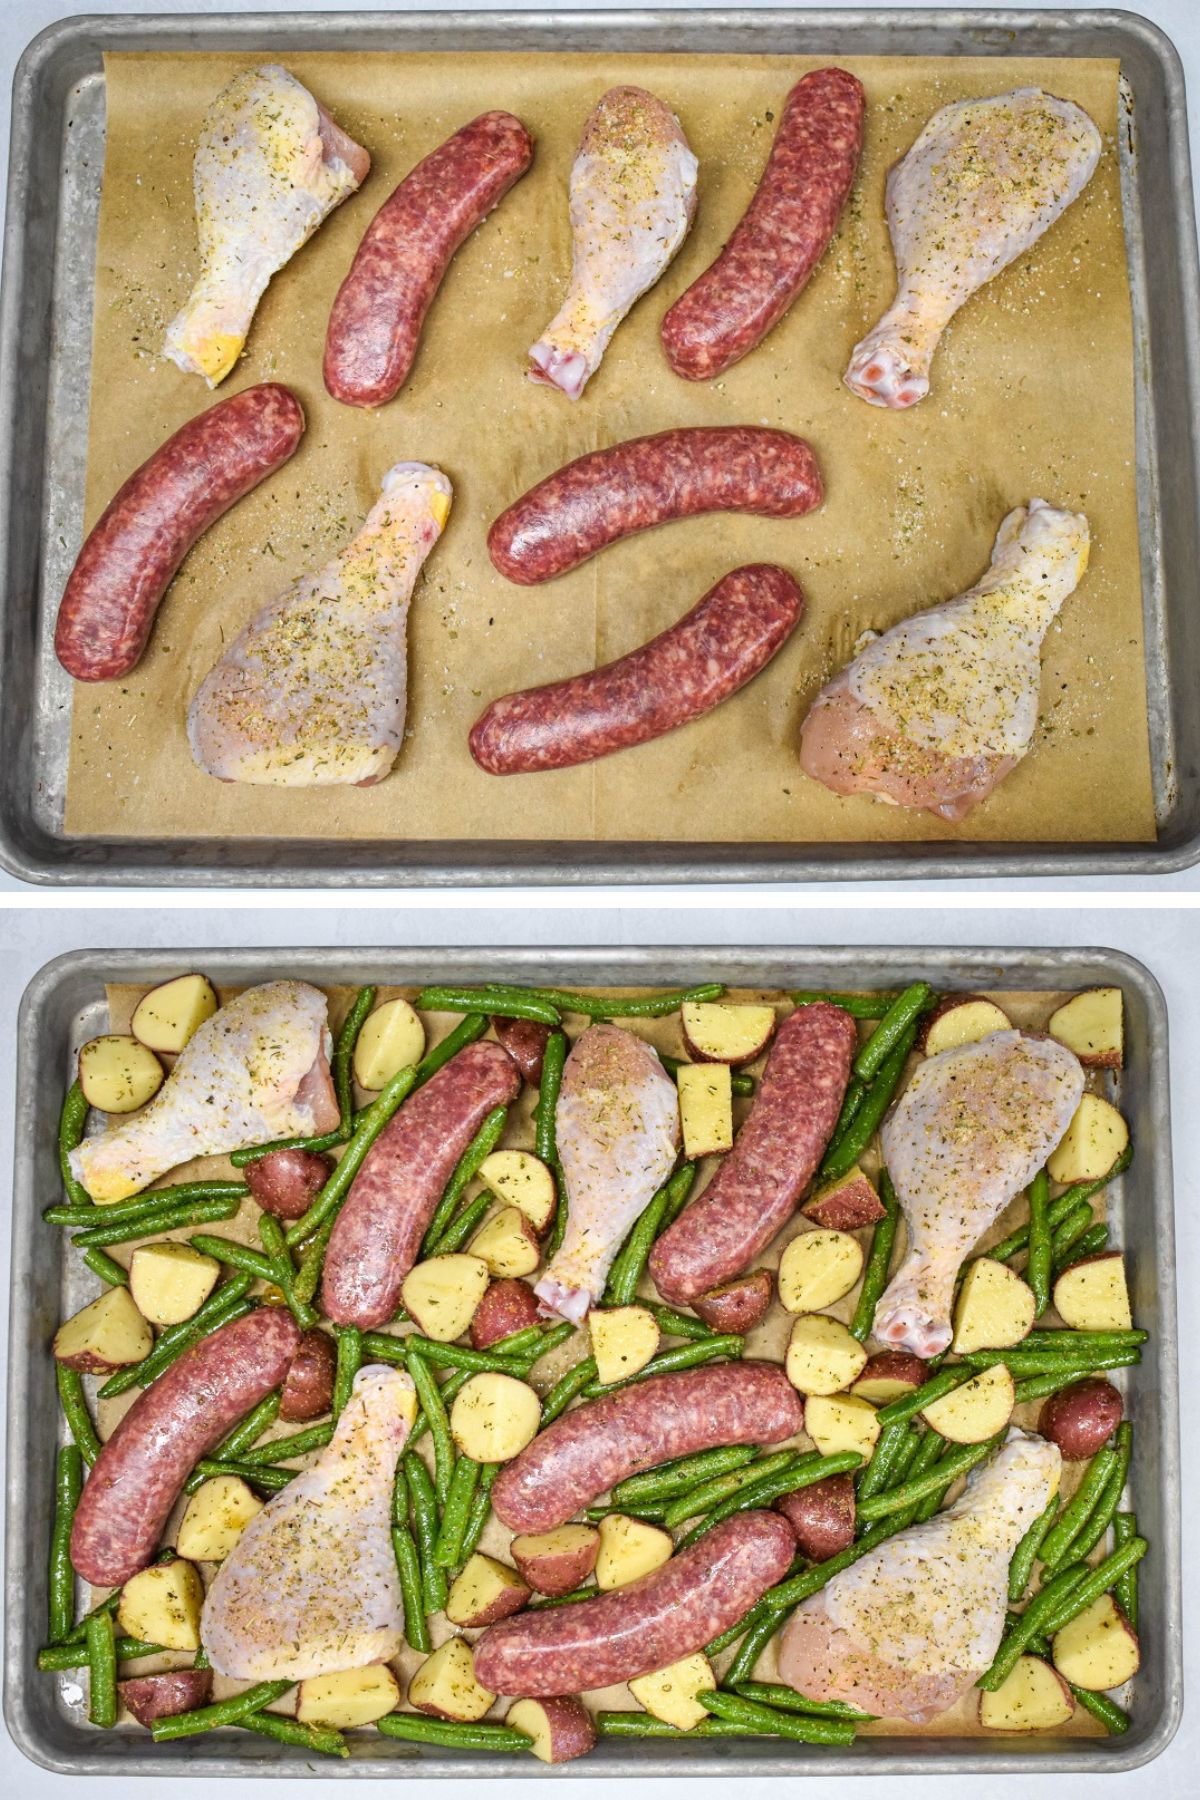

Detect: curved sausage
[321,1040,521,1328]
[492,1017,550,1085]
[661,68,865,381]
[474,1510,794,1694]
[649,1003,857,1304]
[54,384,304,681]
[491,1362,802,1534]
[487,427,822,585]
[70,1308,301,1586]
[469,565,803,775]
[324,112,533,408]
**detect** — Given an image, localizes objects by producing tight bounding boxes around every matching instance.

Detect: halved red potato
[450,1373,541,1462]
[804,1394,879,1461]
[409,1638,495,1722]
[280,1327,337,1422]
[129,1242,219,1327]
[130,974,219,1056]
[677,1063,734,1158]
[477,1151,557,1234]
[919,995,1013,1057]
[78,1035,164,1115]
[775,1472,855,1560]
[511,1524,600,1596]
[951,1258,1036,1354]
[468,1207,541,1279]
[120,1669,212,1727]
[801,1165,885,1231]
[1053,1253,1132,1332]
[590,1305,660,1385]
[595,1514,673,1590]
[401,1253,490,1341]
[778,1229,864,1313]
[979,1655,1074,1731]
[628,1654,715,1730]
[921,1363,1015,1443]
[470,1277,541,1350]
[53,1287,152,1372]
[693,1270,774,1334]
[298,1665,401,1729]
[1051,1594,1140,1689]
[353,997,425,1091]
[1048,988,1124,1069]
[446,1552,531,1628]
[681,1002,777,1066]
[507,1696,597,1763]
[245,1147,333,1220]
[1038,1379,1123,1460]
[785,1314,867,1396]
[850,1350,927,1404]
[1047,1097,1129,1185]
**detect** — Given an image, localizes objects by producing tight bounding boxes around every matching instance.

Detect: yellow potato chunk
[467,1206,541,1278]
[778,1228,864,1314]
[130,974,218,1056]
[78,1034,163,1117]
[785,1313,869,1396]
[128,1241,220,1327]
[595,1514,673,1590]
[450,1372,541,1462]
[1048,988,1123,1069]
[53,1287,152,1372]
[629,1653,716,1729]
[803,1394,879,1461]
[297,1664,401,1729]
[952,1258,1036,1353]
[1047,1096,1129,1185]
[921,1363,1015,1443]
[924,998,1012,1056]
[353,998,425,1091]
[446,1553,531,1628]
[408,1637,495,1722]
[400,1253,490,1342]
[589,1305,660,1386]
[477,1151,557,1232]
[979,1655,1074,1731]
[117,1559,203,1652]
[1052,1594,1140,1690]
[176,1476,262,1562]
[1053,1253,1132,1332]
[680,1002,776,1066]
[677,1063,734,1159]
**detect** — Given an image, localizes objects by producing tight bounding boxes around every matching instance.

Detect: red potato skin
[508,1696,597,1763]
[475,1510,795,1695]
[244,1147,334,1221]
[120,1668,213,1727]
[1038,1379,1124,1460]
[661,69,866,380]
[487,427,823,585]
[493,1017,550,1085]
[649,1003,857,1305]
[512,1531,601,1597]
[70,1308,302,1587]
[471,1278,542,1349]
[279,1326,337,1422]
[53,384,304,681]
[775,1473,856,1560]
[801,1168,886,1230]
[492,1361,802,1534]
[320,1040,521,1329]
[325,112,533,408]
[850,1349,928,1402]
[692,1269,775,1335]
[469,565,804,776]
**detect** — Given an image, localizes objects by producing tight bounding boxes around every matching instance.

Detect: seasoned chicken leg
[202,1366,416,1680]
[778,1429,1061,1721]
[535,1023,680,1323]
[529,86,698,399]
[188,462,451,786]
[874,1030,1084,1357]
[799,498,1090,822]
[164,64,370,387]
[71,980,338,1203]
[845,88,1101,408]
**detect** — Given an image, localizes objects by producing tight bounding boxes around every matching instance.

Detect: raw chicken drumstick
[874,1029,1084,1358]
[799,498,1090,822]
[845,87,1101,408]
[188,462,451,786]
[164,64,370,387]
[778,1429,1061,1721]
[529,86,698,399]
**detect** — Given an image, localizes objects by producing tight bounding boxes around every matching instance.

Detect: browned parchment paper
[96,977,1119,1736]
[65,51,1155,848]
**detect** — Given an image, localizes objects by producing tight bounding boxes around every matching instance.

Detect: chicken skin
[188,462,451,786]
[202,1366,416,1680]
[778,1429,1061,1721]
[71,980,338,1203]
[164,64,370,387]
[535,1023,680,1323]
[799,498,1090,822]
[875,1030,1084,1358]
[845,88,1101,408]
[529,86,698,399]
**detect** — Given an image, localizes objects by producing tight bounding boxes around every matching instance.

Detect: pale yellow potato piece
[128,1242,220,1326]
[778,1228,864,1314]
[176,1476,262,1562]
[408,1637,495,1722]
[1051,1594,1140,1689]
[589,1305,660,1386]
[596,1514,673,1590]
[629,1653,716,1729]
[353,998,425,1091]
[921,1363,1015,1443]
[979,1655,1074,1730]
[952,1259,1036,1353]
[785,1313,869,1396]
[131,974,219,1056]
[803,1394,879,1461]
[117,1560,203,1651]
[1047,1095,1129,1184]
[53,1287,152,1372]
[401,1254,490,1342]
[478,1151,556,1232]
[468,1206,541,1278]
[1053,1253,1132,1332]
[677,1063,734,1159]
[506,1697,596,1763]
[680,1002,775,1066]
[297,1664,401,1728]
[78,1034,163,1116]
[925,999,1012,1056]
[445,1553,531,1628]
[1048,988,1124,1069]
[450,1372,541,1462]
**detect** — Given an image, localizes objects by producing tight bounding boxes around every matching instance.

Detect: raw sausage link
[492,1017,550,1084]
[469,565,803,775]
[474,1510,794,1694]
[320,1040,521,1328]
[69,1308,302,1586]
[650,1003,857,1304]
[491,1362,802,1534]
[324,112,534,408]
[661,69,866,381]
[53,384,304,681]
[487,427,822,584]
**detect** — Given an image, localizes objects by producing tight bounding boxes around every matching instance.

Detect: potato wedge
[177,1476,263,1562]
[78,1034,164,1116]
[280,1327,337,1422]
[450,1372,541,1462]
[1051,1594,1140,1689]
[921,1362,1015,1443]
[785,1313,868,1396]
[468,1206,541,1279]
[409,1637,495,1722]
[677,1062,734,1159]
[801,1166,886,1231]
[778,1228,864,1314]
[129,1241,220,1327]
[1047,1096,1129,1185]
[297,1664,401,1729]
[401,1254,490,1342]
[511,1524,600,1597]
[629,1653,716,1730]
[952,1258,1036,1354]
[446,1552,531,1628]
[850,1350,927,1404]
[477,1151,557,1234]
[693,1270,774,1335]
[589,1305,660,1386]
[804,1394,879,1461]
[1038,1378,1123,1460]
[596,1513,673,1590]
[775,1473,856,1560]
[921,995,1012,1057]
[979,1655,1074,1731]
[1053,1253,1132,1332]
[471,1278,541,1350]
[507,1696,596,1764]
[120,1669,212,1727]
[680,1002,776,1067]
[131,975,219,1056]
[53,1286,152,1372]
[353,997,425,1091]
[1048,988,1124,1070]
[117,1559,203,1652]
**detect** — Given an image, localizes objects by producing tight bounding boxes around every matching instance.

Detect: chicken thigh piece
[778,1429,1060,1721]
[535,1024,681,1323]
[164,64,370,387]
[71,981,338,1203]
[845,88,1101,408]
[874,1030,1084,1358]
[799,498,1090,823]
[529,87,698,399]
[202,1366,416,1680]
[188,462,451,787]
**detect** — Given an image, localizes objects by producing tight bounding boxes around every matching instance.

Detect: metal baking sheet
[0,9,1197,886]
[3,945,1182,1774]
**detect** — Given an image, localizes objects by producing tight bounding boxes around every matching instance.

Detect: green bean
[405,1452,448,1613]
[407,1355,454,1506]
[45,1181,250,1228]
[1054,1223,1110,1276]
[332,1325,363,1421]
[284,1060,420,1250]
[489,1325,545,1359]
[819,1025,919,1186]
[392,1461,430,1652]
[540,1356,597,1426]
[209,1392,282,1466]
[533,1030,569,1258]
[875,1363,974,1427]
[582,1334,742,1397]
[458,1461,499,1563]
[258,1214,317,1330]
[192,1458,294,1493]
[733,1682,876,1723]
[660,1052,755,1096]
[1026,1167,1052,1316]
[977,1563,1092,1690]
[411,1369,473,1448]
[375,1713,532,1751]
[848,1169,899,1343]
[187,1234,275,1283]
[232,1126,347,1166]
[58,1081,93,1206]
[987,1147,1133,1263]
[1113,1512,1139,1627]
[292,1219,333,1307]
[421,1106,509,1256]
[150,1679,294,1740]
[71,1194,241,1248]
[98,1274,255,1397]
[912,1446,961,1523]
[240,1421,334,1467]
[585,1502,667,1522]
[596,1712,764,1740]
[856,1418,911,1502]
[1038,1537,1147,1637]
[1008,1494,1061,1602]
[722,1602,793,1688]
[976,1350,1140,1381]
[85,1612,117,1728]
[426,1186,494,1256]
[853,983,932,1082]
[334,985,376,1123]
[698,1690,856,1746]
[517,1320,577,1371]
[49,1445,83,1641]
[397,1334,526,1377]
[614,1444,758,1507]
[433,1454,480,1567]
[1069,1685,1130,1734]
[480,981,726,1020]
[603,1162,696,1306]
[881,1422,922,1492]
[529,1582,599,1610]
[707,1597,769,1656]
[822,1075,868,1165]
[81,1246,128,1286]
[237,1712,349,1757]
[1047,1199,1095,1266]
[55,1365,101,1465]
[791,990,897,1018]
[644,1301,714,1342]
[1019,1329,1147,1353]
[662,1449,798,1529]
[38,1637,169,1671]
[679,1452,862,1548]
[857,1436,1000,1521]
[884,1427,945,1529]
[1056,1423,1131,1566]
[1014,1367,1117,1406]
[418,985,561,1024]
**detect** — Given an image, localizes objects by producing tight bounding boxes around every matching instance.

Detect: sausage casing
[53,384,304,681]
